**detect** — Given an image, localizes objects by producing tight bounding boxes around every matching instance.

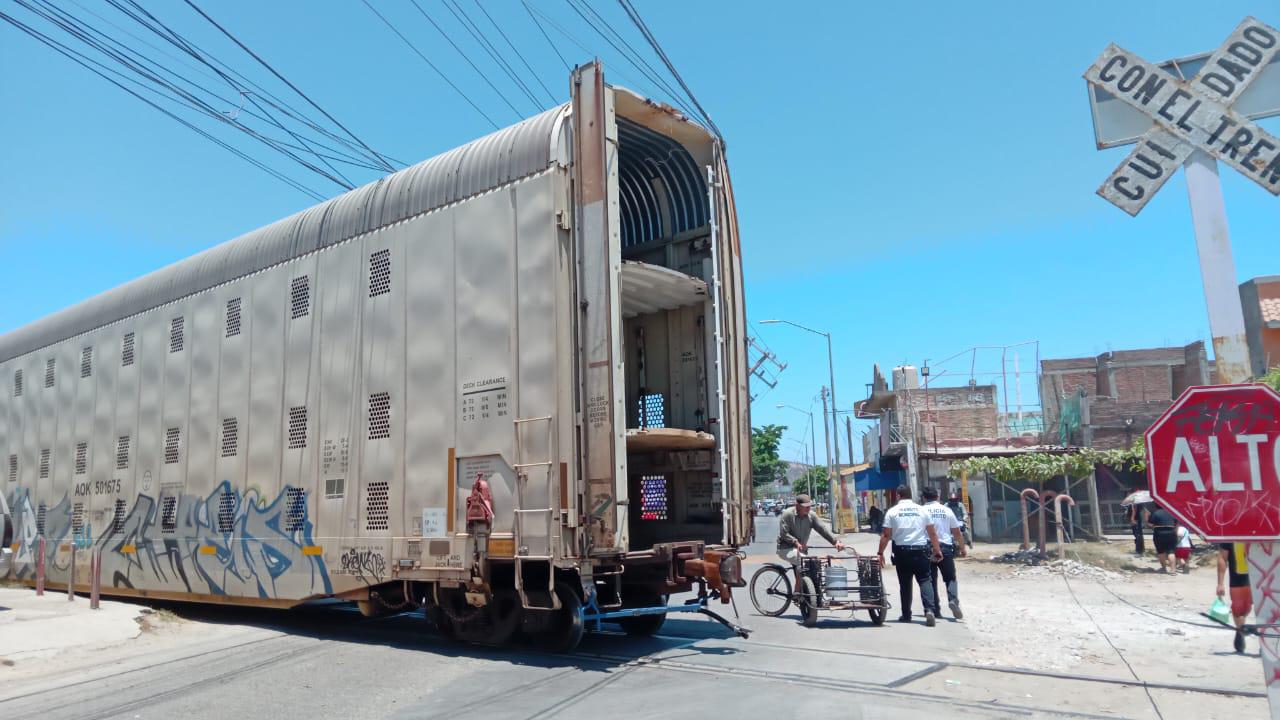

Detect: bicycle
[748,549,890,627]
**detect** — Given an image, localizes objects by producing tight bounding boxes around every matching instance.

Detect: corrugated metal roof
[619,261,707,318]
[0,105,569,363]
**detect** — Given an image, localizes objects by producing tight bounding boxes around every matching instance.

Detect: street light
[777,403,819,497]
[763,319,841,523]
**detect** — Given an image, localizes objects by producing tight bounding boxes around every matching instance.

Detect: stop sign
[1145,384,1280,541]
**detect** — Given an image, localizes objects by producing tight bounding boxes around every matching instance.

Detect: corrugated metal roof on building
[0,105,569,364]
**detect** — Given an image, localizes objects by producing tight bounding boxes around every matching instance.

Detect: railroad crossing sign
[1145,384,1280,541]
[1084,17,1280,215]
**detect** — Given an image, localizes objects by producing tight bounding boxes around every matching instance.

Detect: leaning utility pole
[820,387,835,525]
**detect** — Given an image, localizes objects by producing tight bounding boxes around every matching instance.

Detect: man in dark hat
[777,493,844,571]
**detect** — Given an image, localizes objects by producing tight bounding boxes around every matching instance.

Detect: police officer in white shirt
[922,487,966,620]
[877,485,944,626]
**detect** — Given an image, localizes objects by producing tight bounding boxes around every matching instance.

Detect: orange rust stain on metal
[447,447,457,533]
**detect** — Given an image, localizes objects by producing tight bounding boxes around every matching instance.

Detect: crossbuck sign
[1085,17,1280,215]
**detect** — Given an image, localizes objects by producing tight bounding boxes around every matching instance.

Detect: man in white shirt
[877,485,944,627]
[922,487,966,620]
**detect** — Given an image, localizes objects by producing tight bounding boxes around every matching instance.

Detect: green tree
[751,424,789,492]
[795,464,829,500]
[1261,366,1280,392]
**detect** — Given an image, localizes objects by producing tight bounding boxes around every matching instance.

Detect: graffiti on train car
[339,547,386,584]
[2,482,331,600]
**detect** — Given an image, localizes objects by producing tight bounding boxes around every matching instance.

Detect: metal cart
[748,553,890,627]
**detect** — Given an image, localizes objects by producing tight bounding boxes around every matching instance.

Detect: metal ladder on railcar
[513,415,561,610]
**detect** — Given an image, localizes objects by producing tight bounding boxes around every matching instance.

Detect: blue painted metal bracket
[581,594,751,638]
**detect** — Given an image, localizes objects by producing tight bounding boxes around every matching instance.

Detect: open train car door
[711,152,752,547]
[571,62,628,554]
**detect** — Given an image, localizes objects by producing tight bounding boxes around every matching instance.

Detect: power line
[562,0,695,118]
[0,9,327,201]
[93,0,402,170]
[360,0,500,131]
[522,0,570,73]
[616,0,722,140]
[179,0,397,172]
[441,0,543,113]
[473,0,559,106]
[405,0,524,120]
[24,0,358,190]
[525,1,687,115]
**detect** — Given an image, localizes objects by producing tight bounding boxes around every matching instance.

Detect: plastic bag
[1209,596,1232,625]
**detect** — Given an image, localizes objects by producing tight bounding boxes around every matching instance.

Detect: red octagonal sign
[1145,384,1280,542]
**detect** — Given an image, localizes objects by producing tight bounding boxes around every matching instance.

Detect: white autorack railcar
[0,64,752,650]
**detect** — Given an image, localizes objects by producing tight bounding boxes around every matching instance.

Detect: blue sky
[1,1,1276,465]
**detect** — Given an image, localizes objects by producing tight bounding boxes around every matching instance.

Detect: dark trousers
[1131,518,1145,554]
[893,546,937,619]
[929,546,959,615]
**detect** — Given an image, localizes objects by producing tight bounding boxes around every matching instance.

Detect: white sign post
[1086,17,1280,718]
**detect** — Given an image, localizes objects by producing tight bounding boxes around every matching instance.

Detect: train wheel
[868,607,886,626]
[798,577,819,628]
[532,583,584,653]
[617,591,668,637]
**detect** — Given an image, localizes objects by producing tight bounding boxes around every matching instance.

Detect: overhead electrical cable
[360,0,500,130]
[521,0,571,73]
[441,0,543,112]
[616,0,723,140]
[404,0,524,119]
[473,0,558,106]
[561,0,697,119]
[523,1,685,112]
[21,0,357,190]
[0,10,327,201]
[92,0,401,170]
[179,0,398,172]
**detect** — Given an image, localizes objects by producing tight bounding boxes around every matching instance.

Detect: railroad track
[0,605,1262,720]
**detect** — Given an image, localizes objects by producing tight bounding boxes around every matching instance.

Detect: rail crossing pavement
[0,517,1267,719]
[1084,16,1280,216]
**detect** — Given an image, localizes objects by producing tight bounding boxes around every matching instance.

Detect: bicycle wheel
[749,564,792,617]
[799,576,819,627]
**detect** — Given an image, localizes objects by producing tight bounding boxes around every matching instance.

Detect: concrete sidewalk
[0,586,145,664]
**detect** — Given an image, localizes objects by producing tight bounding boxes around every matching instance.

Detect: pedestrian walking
[1216,543,1252,653]
[1122,485,1148,556]
[1146,503,1178,575]
[922,488,966,620]
[1174,523,1192,574]
[946,492,972,547]
[876,485,943,627]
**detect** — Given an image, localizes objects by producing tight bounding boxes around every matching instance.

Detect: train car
[0,64,751,650]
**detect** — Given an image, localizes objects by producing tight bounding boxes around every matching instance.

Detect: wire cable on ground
[1058,568,1166,720]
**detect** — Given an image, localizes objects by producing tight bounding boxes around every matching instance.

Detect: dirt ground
[932,538,1261,693]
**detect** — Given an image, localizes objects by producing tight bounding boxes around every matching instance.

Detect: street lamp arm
[759,318,830,339]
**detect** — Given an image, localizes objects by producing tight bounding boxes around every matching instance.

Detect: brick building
[1241,275,1280,377]
[1039,341,1217,532]
[1040,341,1217,450]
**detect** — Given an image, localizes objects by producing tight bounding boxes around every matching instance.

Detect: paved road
[0,517,1243,719]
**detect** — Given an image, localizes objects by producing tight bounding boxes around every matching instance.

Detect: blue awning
[854,466,902,492]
